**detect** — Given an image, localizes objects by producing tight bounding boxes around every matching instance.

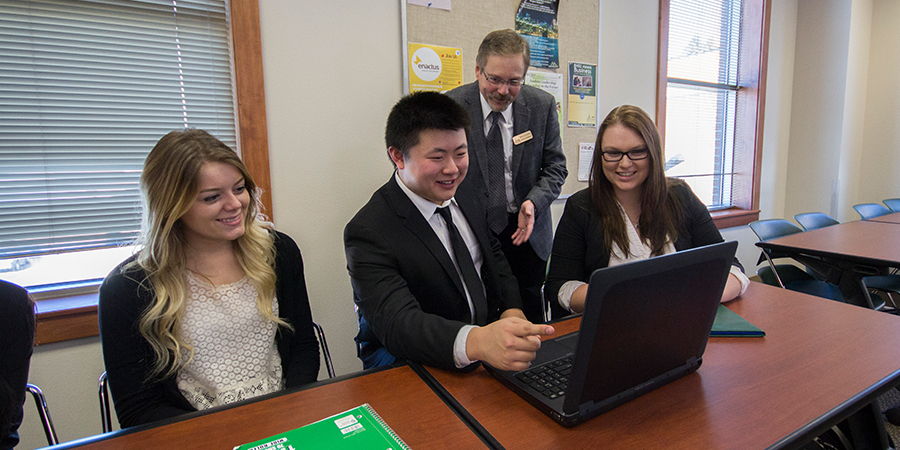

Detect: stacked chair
[748,219,843,302]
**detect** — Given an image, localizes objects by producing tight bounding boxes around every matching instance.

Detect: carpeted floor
[877,387,900,447]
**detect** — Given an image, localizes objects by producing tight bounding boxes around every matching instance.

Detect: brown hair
[589,105,683,256]
[476,29,530,73]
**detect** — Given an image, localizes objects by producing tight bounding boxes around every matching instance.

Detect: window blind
[0,0,236,258]
[664,0,741,209]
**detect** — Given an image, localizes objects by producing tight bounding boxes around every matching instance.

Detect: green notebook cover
[711,304,765,337]
[234,403,410,450]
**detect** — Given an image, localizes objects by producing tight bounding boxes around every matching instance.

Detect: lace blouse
[176,272,283,410]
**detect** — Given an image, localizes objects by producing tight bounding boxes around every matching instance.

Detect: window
[0,0,237,290]
[657,0,769,227]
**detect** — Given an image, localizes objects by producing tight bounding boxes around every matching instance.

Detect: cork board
[405,0,601,195]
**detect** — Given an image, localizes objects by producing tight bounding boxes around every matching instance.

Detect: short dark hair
[476,29,530,72]
[384,91,471,164]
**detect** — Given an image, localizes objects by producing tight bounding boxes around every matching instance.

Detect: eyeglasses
[480,69,524,88]
[601,148,650,162]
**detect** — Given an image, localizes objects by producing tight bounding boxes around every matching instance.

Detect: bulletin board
[403,0,601,195]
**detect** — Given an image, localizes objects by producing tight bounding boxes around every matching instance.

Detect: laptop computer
[485,241,738,427]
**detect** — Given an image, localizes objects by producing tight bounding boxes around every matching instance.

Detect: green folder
[233,403,410,450]
[711,304,765,337]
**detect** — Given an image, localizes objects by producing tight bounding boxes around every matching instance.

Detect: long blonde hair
[133,129,288,380]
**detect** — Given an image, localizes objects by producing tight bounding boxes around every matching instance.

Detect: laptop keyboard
[515,356,574,399]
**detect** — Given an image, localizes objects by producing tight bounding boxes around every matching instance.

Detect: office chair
[96,323,336,433]
[853,203,891,220]
[793,212,839,231]
[883,198,900,212]
[540,256,551,323]
[26,383,59,446]
[748,219,843,302]
[857,275,900,313]
[312,322,335,378]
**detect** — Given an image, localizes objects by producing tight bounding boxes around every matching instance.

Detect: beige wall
[860,0,900,202]
[21,0,900,448]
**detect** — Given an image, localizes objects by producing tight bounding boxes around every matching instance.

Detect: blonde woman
[99,130,319,428]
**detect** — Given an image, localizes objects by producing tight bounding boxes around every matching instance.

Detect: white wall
[860,0,900,202]
[784,0,852,220]
[259,0,404,377]
[757,0,799,221]
[19,338,107,450]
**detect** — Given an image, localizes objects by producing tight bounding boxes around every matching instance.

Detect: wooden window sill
[711,208,760,229]
[35,293,99,345]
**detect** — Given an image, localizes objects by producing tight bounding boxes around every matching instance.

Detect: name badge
[512,130,533,145]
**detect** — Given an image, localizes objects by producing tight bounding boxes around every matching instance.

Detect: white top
[557,203,750,312]
[176,272,283,410]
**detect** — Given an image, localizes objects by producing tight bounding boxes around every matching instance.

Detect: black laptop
[485,241,738,427]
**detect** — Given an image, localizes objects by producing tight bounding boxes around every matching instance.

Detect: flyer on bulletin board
[408,43,463,93]
[578,143,594,181]
[516,0,559,69]
[525,70,564,144]
[567,62,597,127]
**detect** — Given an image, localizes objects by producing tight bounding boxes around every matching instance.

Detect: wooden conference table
[47,365,489,450]
[756,219,900,307]
[867,211,900,225]
[47,283,900,450]
[423,282,900,449]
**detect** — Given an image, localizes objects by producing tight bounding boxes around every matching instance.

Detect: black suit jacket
[446,82,568,259]
[344,176,522,371]
[545,181,746,309]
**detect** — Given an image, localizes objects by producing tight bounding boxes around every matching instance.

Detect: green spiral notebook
[710,304,765,337]
[234,403,410,450]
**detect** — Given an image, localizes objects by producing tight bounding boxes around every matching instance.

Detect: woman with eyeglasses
[545,105,749,314]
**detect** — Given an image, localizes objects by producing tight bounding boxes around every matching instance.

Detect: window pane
[0,0,235,263]
[667,0,741,86]
[664,83,736,209]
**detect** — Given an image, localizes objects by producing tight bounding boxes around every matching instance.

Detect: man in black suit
[446,29,568,323]
[344,92,554,371]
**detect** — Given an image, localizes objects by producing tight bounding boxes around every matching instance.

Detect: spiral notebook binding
[362,403,411,450]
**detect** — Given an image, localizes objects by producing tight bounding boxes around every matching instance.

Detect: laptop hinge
[579,401,596,416]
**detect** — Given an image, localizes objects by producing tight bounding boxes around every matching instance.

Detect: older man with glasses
[447,29,568,324]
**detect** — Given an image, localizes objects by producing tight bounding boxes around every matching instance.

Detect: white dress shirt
[395,173,482,367]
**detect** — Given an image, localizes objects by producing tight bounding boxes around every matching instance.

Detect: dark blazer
[0,281,34,450]
[545,180,746,309]
[446,81,568,259]
[344,176,522,371]
[99,231,320,428]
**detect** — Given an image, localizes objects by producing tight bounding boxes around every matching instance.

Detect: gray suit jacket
[446,81,567,259]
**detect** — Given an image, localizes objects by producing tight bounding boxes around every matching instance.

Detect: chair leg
[313,322,336,378]
[26,384,58,446]
[540,284,550,323]
[762,252,786,289]
[99,372,113,433]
